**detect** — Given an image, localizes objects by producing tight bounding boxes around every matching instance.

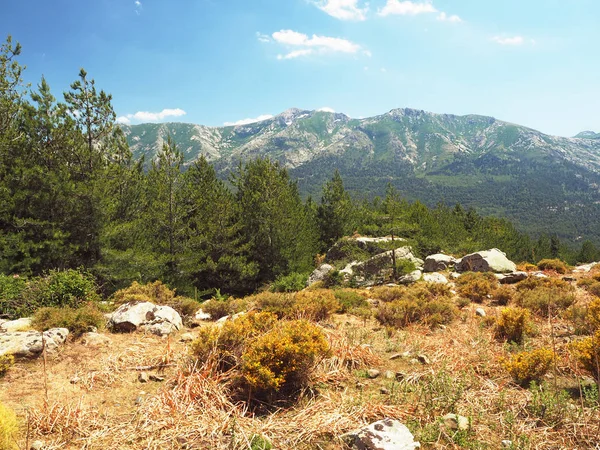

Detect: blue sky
[1,0,598,136]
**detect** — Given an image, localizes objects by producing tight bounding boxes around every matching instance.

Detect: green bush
[294,289,340,321]
[537,259,568,274]
[0,275,27,319]
[271,272,309,292]
[333,289,368,312]
[0,355,14,378]
[32,303,105,336]
[395,259,417,276]
[111,280,176,305]
[0,401,18,450]
[515,285,575,316]
[455,272,498,303]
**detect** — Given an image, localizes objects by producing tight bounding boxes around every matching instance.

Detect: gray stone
[442,413,469,431]
[398,270,422,284]
[367,369,380,379]
[379,387,390,395]
[180,333,194,342]
[81,332,111,347]
[475,308,486,317]
[495,271,528,284]
[422,273,448,284]
[0,328,69,358]
[341,418,420,450]
[424,254,457,272]
[194,309,211,321]
[109,301,182,336]
[456,249,517,273]
[573,262,598,273]
[417,354,430,365]
[138,372,149,383]
[384,370,396,380]
[307,263,334,286]
[0,317,32,332]
[501,440,513,448]
[30,440,45,450]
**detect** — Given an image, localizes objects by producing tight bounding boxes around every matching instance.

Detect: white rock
[307,263,334,286]
[81,332,111,347]
[109,302,182,336]
[456,249,517,273]
[573,262,598,273]
[424,254,457,272]
[442,413,470,431]
[399,270,422,284]
[423,273,448,284]
[342,418,420,450]
[475,308,486,317]
[0,317,33,332]
[0,328,69,358]
[194,309,211,321]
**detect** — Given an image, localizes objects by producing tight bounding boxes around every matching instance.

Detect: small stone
[367,369,380,379]
[395,371,407,381]
[138,372,149,383]
[380,387,390,395]
[417,354,430,365]
[442,413,469,431]
[501,440,513,448]
[149,374,165,382]
[475,308,486,317]
[355,382,366,390]
[389,353,403,360]
[384,370,396,379]
[180,333,194,342]
[341,418,420,450]
[70,375,80,385]
[30,440,45,450]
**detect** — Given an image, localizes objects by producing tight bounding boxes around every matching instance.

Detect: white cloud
[134,0,142,14]
[363,49,372,57]
[118,108,187,123]
[378,0,437,16]
[271,29,362,60]
[312,0,368,21]
[437,12,462,22]
[224,114,274,127]
[317,107,335,113]
[492,36,525,46]
[256,32,271,43]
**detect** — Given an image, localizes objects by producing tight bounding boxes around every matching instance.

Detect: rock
[307,263,334,286]
[495,271,528,284]
[562,276,576,282]
[325,236,407,263]
[450,272,461,280]
[424,254,457,272]
[81,332,111,347]
[0,317,32,332]
[379,387,390,395]
[422,273,448,284]
[109,301,182,336]
[30,440,45,450]
[384,370,396,380]
[341,418,420,450]
[0,328,69,358]
[180,333,194,342]
[70,375,80,384]
[149,374,165,382]
[456,249,517,273]
[340,247,424,286]
[417,354,430,365]
[573,262,598,273]
[216,315,230,323]
[366,298,379,307]
[389,353,403,360]
[442,413,469,431]
[475,308,486,317]
[395,372,407,381]
[367,369,380,379]
[138,372,149,383]
[501,440,513,448]
[532,271,548,279]
[398,270,422,284]
[194,309,211,321]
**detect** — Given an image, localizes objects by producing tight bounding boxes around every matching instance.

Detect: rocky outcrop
[424,254,457,272]
[0,328,69,358]
[307,263,334,287]
[399,270,423,284]
[422,273,448,284]
[456,249,516,273]
[325,237,406,263]
[0,317,32,332]
[108,302,182,336]
[495,271,528,284]
[341,418,421,449]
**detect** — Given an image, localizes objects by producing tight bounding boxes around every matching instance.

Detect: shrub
[527,382,571,427]
[370,286,405,303]
[492,285,513,306]
[495,307,532,344]
[17,269,99,317]
[333,289,368,312]
[32,303,105,336]
[294,289,340,321]
[375,295,458,329]
[577,277,595,289]
[515,286,575,316]
[504,348,554,386]
[250,292,296,319]
[587,282,600,298]
[165,296,201,318]
[515,276,571,292]
[455,272,498,303]
[0,355,14,378]
[0,275,27,319]
[0,401,18,450]
[242,320,329,392]
[395,259,417,276]
[570,331,600,381]
[111,280,176,305]
[537,259,568,274]
[271,272,309,293]
[587,298,600,331]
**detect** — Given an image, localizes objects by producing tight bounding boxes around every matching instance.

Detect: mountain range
[121,108,600,245]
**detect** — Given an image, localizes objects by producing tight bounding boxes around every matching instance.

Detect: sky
[1,0,599,137]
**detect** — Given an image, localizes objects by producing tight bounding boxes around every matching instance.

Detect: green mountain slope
[122,108,600,243]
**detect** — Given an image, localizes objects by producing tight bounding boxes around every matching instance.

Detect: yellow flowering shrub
[242,320,329,392]
[504,348,554,386]
[0,401,18,450]
[293,289,340,321]
[111,280,176,305]
[587,298,600,331]
[537,259,568,274]
[495,307,533,344]
[0,355,13,377]
[456,272,499,303]
[571,330,600,381]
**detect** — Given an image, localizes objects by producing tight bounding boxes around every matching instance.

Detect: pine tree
[316,169,352,250]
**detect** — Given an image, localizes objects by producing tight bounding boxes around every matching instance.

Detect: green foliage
[504,348,554,387]
[527,382,571,427]
[271,272,309,293]
[495,307,532,344]
[0,355,14,378]
[250,434,273,450]
[0,401,18,450]
[316,170,352,251]
[515,284,575,316]
[111,280,175,305]
[251,289,340,321]
[333,289,368,312]
[455,272,499,303]
[32,303,105,336]
[0,275,26,319]
[537,259,568,274]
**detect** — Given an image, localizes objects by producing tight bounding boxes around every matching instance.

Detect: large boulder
[307,263,334,287]
[0,317,33,332]
[456,249,517,273]
[424,254,457,272]
[0,328,69,358]
[423,273,448,284]
[341,418,421,449]
[108,302,182,336]
[495,271,528,284]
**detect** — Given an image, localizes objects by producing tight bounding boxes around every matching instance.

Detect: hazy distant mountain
[575,131,600,140]
[122,108,600,243]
